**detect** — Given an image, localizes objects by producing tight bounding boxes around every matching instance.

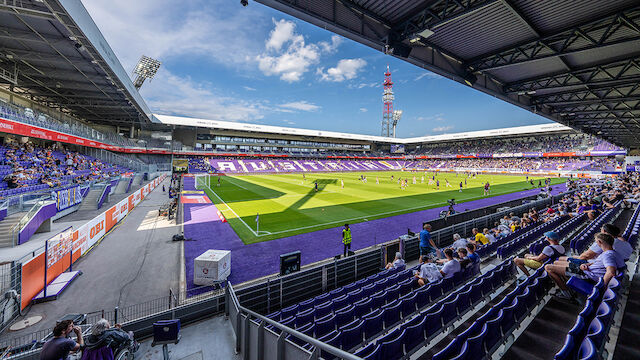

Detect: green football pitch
[195,172,565,244]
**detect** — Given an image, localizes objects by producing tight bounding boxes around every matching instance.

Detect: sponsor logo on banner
[51,186,83,211]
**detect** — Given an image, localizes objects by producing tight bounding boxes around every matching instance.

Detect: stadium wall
[19,174,167,310]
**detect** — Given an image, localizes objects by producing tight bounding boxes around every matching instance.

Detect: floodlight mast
[392,110,403,138]
[133,55,161,90]
[382,65,394,137]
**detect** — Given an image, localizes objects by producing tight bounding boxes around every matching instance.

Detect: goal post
[194,173,209,190]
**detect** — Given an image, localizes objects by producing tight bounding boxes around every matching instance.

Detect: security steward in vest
[342,223,352,257]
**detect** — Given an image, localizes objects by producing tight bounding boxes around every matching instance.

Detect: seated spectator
[483,228,496,243]
[40,320,84,360]
[385,252,405,270]
[414,255,442,286]
[439,248,461,279]
[514,231,564,277]
[466,243,480,265]
[472,228,489,245]
[585,199,600,220]
[83,319,137,356]
[458,248,472,268]
[545,233,624,300]
[451,233,468,250]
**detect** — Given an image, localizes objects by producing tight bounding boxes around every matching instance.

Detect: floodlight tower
[392,110,403,138]
[132,55,161,90]
[382,65,394,137]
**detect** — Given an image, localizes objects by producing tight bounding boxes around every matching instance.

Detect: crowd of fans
[411,133,623,156]
[404,157,617,171]
[0,142,129,199]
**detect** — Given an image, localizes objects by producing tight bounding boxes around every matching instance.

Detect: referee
[342,224,352,257]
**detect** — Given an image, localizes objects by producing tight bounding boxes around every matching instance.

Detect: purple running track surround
[183,183,566,293]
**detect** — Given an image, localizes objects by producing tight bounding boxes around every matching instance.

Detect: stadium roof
[156,114,572,144]
[0,0,152,127]
[254,0,640,149]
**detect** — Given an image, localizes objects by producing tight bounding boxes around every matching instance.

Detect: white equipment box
[194,250,231,285]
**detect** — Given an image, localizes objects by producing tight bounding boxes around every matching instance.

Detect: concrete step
[77,189,103,211]
[0,213,25,248]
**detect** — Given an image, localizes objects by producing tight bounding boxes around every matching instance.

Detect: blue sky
[83,0,552,138]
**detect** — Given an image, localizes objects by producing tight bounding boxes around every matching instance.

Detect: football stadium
[0,1,639,360]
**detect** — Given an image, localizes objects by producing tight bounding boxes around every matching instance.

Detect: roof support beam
[393,0,501,40]
[467,5,640,72]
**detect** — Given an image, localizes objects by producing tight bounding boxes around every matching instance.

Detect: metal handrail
[97,183,110,207]
[10,195,47,246]
[226,283,361,360]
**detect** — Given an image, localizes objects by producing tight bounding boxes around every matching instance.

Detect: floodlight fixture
[133,55,162,89]
[392,110,403,138]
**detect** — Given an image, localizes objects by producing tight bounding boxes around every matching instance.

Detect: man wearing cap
[414,254,443,286]
[513,231,565,277]
[386,252,405,270]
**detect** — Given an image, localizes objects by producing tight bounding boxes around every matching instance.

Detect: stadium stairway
[77,188,101,212]
[613,273,640,359]
[0,212,25,247]
[501,208,633,359]
[114,178,129,194]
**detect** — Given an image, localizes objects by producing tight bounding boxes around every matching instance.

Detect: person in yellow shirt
[473,228,489,245]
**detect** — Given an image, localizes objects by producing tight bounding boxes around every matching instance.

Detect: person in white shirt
[440,248,461,279]
[483,228,497,244]
[385,252,405,270]
[414,255,442,286]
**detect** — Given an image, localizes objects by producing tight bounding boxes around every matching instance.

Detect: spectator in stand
[385,252,405,270]
[514,231,565,277]
[472,228,489,245]
[83,319,137,355]
[458,248,473,268]
[466,243,480,264]
[414,255,442,286]
[439,248,461,279]
[451,233,468,250]
[419,223,437,257]
[546,233,624,299]
[483,228,496,243]
[40,320,84,360]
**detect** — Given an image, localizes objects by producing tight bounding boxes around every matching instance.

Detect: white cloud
[283,119,296,125]
[416,113,445,122]
[432,125,454,133]
[318,58,367,82]
[143,70,263,122]
[318,35,343,53]
[359,108,368,113]
[257,19,341,82]
[82,0,262,72]
[279,101,321,112]
[243,86,257,91]
[415,72,443,81]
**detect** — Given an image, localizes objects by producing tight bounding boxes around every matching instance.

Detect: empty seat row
[350,260,514,360]
[474,220,541,258]
[434,261,553,360]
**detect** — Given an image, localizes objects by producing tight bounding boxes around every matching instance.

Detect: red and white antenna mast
[382,65,394,137]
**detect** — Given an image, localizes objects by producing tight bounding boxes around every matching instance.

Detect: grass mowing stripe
[198,172,565,244]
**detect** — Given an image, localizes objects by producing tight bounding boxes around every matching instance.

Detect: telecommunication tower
[381,65,394,137]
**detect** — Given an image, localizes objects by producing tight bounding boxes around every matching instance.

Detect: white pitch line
[204,174,560,238]
[201,177,258,236]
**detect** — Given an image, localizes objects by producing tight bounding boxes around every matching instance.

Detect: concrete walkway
[1,177,179,341]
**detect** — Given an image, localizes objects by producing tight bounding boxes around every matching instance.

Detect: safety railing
[226,282,361,360]
[10,196,47,246]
